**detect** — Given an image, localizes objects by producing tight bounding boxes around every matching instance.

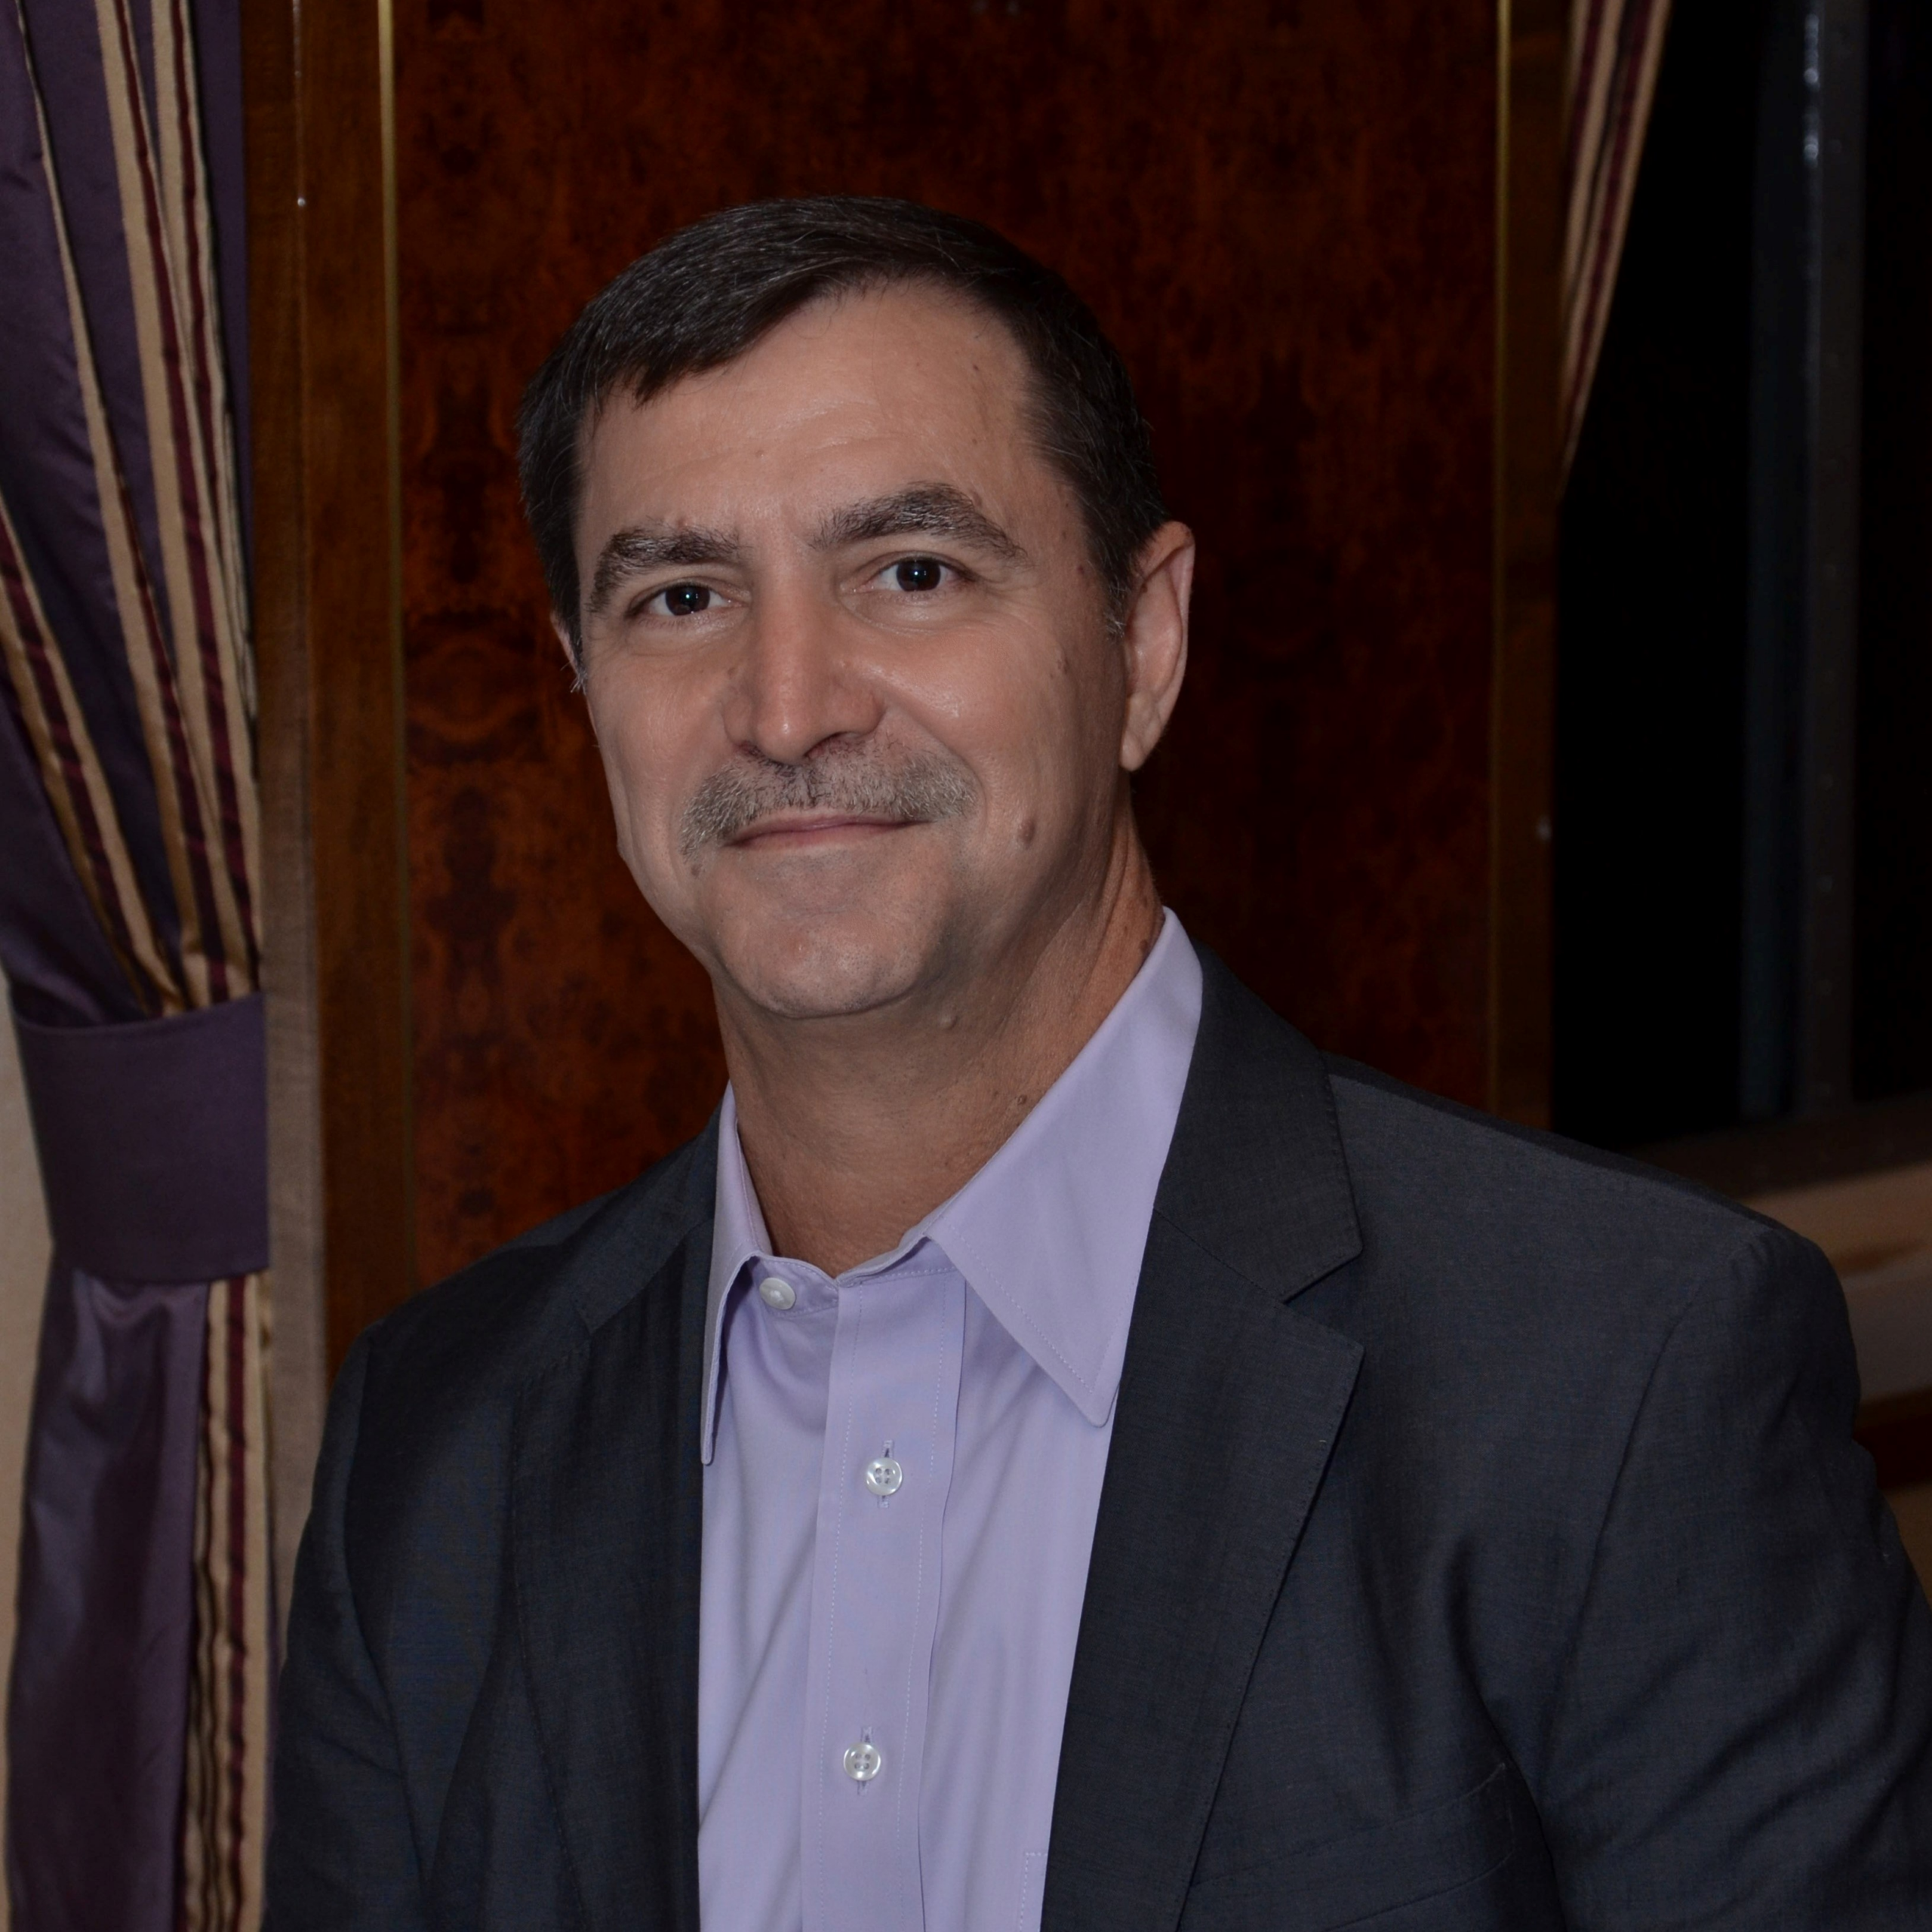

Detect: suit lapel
[509,1136,715,1932]
[1044,954,1364,1932]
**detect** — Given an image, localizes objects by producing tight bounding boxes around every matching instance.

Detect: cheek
[585,691,681,873]
[965,646,1118,838]
[1029,620,1124,760]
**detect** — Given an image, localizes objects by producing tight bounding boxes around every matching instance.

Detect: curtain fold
[0,0,270,1924]
[1562,0,1677,474]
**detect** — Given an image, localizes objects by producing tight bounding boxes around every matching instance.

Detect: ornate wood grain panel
[393,0,1502,1285]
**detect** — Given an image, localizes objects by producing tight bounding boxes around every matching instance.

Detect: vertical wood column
[1489,0,1564,1128]
[242,0,411,1601]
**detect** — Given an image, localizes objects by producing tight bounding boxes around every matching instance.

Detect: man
[269,198,1932,1930]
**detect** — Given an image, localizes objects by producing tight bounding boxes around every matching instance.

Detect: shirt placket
[801,1254,965,1932]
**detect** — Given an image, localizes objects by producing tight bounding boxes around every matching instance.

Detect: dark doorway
[1855,0,1932,1104]
[1552,0,1763,1150]
[1555,0,1930,1151]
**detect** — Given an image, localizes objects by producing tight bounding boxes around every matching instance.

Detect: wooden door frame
[242,0,412,1615]
[1490,0,1564,1129]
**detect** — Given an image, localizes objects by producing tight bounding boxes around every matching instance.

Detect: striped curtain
[1562,0,1677,472]
[0,0,270,1925]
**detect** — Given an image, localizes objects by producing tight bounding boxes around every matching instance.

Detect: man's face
[569,285,1186,1027]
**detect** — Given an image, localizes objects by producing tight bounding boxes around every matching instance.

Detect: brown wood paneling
[245,0,414,1374]
[395,0,1502,1286]
[1490,0,1563,1127]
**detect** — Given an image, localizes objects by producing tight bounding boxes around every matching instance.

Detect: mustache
[678,744,977,860]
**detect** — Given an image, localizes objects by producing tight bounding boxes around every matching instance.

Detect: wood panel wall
[391,0,1526,1290]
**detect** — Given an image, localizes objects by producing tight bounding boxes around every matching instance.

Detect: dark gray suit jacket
[269,953,1932,1928]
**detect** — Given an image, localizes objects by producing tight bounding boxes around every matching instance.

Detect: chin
[718,914,941,1022]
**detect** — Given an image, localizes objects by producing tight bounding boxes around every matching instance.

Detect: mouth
[727,811,915,850]
[678,744,977,863]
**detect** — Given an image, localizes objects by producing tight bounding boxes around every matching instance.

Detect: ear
[1118,521,1194,774]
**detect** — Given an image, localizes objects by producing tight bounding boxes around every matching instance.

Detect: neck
[718,820,1165,1275]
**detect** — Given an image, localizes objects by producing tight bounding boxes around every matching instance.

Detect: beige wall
[0,1014,49,1931]
[1749,1163,1932,1594]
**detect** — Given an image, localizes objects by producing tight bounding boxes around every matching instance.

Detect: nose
[721,578,884,768]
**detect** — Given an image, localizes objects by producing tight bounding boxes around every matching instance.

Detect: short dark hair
[517,196,1168,654]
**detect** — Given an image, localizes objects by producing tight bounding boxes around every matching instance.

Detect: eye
[653,582,713,617]
[889,556,947,593]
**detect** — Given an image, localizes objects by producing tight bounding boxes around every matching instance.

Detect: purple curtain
[0,0,272,1927]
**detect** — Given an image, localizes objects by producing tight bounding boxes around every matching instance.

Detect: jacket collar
[509,1128,717,1932]
[1149,946,1361,1297]
[1043,947,1365,1932]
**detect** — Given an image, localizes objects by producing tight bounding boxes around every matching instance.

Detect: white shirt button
[863,1456,903,1497]
[755,1275,795,1312]
[842,1740,883,1783]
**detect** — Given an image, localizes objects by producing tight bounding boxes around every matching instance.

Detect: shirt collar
[701,909,1204,1460]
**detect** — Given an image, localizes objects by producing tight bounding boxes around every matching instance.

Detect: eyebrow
[588,524,740,617]
[584,484,1024,620]
[814,485,1023,562]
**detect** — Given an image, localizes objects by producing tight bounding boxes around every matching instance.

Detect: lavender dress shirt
[696,909,1203,1932]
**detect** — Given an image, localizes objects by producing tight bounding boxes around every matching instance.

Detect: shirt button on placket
[842,1740,883,1784]
[863,1454,903,1498]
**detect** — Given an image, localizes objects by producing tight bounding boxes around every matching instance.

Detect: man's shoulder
[1312,1051,1823,1384]
[1322,1054,1776,1268]
[350,1123,717,1426]
[1329,1058,1769,1251]
[318,1125,715,1611]
[1186,951,1792,1311]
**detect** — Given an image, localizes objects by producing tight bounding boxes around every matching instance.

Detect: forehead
[575,285,1049,536]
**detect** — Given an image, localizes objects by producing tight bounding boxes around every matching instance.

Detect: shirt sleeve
[266,1329,430,1931]
[1537,1220,1932,1926]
